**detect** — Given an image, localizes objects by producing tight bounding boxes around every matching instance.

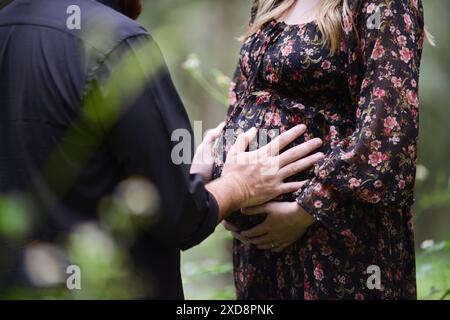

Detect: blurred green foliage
[0,195,30,239]
[417,241,450,299]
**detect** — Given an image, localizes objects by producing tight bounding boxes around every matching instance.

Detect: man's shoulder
[0,0,149,54]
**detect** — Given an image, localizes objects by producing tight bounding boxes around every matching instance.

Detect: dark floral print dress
[212,0,424,300]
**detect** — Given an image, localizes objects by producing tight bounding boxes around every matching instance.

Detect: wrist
[296,203,316,227]
[206,176,247,222]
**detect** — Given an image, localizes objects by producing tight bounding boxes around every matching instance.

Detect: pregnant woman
[213,0,427,299]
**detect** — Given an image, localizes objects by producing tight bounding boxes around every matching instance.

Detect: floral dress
[212,0,424,299]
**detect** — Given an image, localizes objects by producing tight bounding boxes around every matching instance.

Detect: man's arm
[87,34,223,250]
[91,33,323,250]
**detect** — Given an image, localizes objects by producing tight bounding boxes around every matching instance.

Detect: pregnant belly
[212,93,322,231]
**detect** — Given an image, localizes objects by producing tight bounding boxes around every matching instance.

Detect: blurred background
[0,0,448,300]
[139,0,450,300]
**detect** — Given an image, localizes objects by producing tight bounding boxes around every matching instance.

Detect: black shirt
[0,0,218,299]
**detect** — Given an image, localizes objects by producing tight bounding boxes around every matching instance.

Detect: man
[0,0,321,298]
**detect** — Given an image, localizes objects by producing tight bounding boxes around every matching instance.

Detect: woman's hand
[226,201,316,252]
[190,122,225,183]
[222,220,249,244]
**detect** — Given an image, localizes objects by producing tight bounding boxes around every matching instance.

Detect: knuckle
[288,165,297,176]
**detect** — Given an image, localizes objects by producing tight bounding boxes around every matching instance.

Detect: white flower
[420,239,435,249]
[183,54,201,70]
[415,164,429,182]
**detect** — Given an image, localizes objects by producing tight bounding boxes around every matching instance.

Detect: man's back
[0,0,146,210]
[0,0,219,299]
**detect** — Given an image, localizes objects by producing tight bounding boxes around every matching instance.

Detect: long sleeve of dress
[296,0,424,235]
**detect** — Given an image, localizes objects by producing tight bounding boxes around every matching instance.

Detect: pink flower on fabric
[314,200,323,208]
[281,41,294,57]
[372,40,385,60]
[343,16,352,33]
[391,76,402,88]
[404,14,412,31]
[349,178,361,189]
[368,151,383,167]
[304,292,314,300]
[397,35,407,47]
[314,264,325,281]
[374,87,386,99]
[374,180,383,188]
[366,3,377,14]
[321,60,331,70]
[384,116,398,130]
[400,47,413,63]
[406,90,419,107]
[371,140,382,150]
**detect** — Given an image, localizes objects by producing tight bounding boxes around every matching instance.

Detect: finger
[228,127,258,156]
[249,235,274,246]
[232,232,249,244]
[277,180,309,194]
[205,122,226,142]
[222,221,240,232]
[272,243,290,253]
[257,242,282,250]
[278,138,323,167]
[241,203,270,216]
[241,223,268,238]
[264,125,306,156]
[215,121,226,132]
[278,152,325,180]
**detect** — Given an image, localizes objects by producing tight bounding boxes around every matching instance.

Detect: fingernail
[315,138,323,146]
[298,124,306,131]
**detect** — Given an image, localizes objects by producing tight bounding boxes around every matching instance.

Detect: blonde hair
[245,0,434,54]
[246,0,349,54]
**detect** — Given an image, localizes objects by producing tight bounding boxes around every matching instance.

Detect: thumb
[205,121,225,142]
[229,127,257,156]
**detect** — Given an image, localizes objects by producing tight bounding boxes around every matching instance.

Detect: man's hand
[225,201,316,252]
[207,124,324,222]
[190,122,225,183]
